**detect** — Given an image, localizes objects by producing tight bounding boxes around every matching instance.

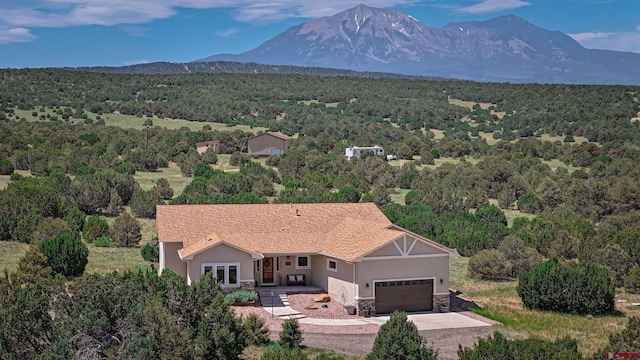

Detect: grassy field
[12,108,268,133]
[87,245,150,274]
[542,158,583,173]
[0,241,30,273]
[0,239,150,275]
[430,129,445,140]
[134,162,191,196]
[448,97,506,119]
[0,170,31,190]
[449,256,640,355]
[390,188,411,205]
[0,214,157,275]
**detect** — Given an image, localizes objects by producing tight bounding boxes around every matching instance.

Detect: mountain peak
[201,4,640,84]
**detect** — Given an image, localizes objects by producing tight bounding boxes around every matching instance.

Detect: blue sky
[0,0,638,68]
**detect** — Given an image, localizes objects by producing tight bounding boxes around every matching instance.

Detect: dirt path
[283,326,495,359]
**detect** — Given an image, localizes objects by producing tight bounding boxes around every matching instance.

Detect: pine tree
[38,233,88,278]
[109,211,141,247]
[367,311,437,360]
[280,318,303,349]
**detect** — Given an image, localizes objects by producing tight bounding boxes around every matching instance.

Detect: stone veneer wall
[240,281,255,291]
[356,294,450,316]
[355,298,376,316]
[434,293,450,312]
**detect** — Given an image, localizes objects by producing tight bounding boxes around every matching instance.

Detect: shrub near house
[518,257,615,314]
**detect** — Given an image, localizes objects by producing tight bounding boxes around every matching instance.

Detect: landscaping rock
[313,294,331,303]
[304,304,318,310]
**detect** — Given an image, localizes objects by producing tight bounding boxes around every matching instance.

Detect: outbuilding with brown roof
[246,132,289,156]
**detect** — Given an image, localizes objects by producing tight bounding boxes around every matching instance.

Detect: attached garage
[375,279,434,313]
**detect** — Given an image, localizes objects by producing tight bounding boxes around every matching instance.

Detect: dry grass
[539,134,592,145]
[12,108,268,133]
[134,162,190,196]
[84,215,156,275]
[0,170,32,190]
[422,156,481,170]
[86,245,150,275]
[448,97,506,119]
[430,129,445,140]
[0,241,30,273]
[477,132,501,145]
[391,188,411,205]
[449,256,640,355]
[0,239,149,276]
[541,159,583,173]
[486,199,535,227]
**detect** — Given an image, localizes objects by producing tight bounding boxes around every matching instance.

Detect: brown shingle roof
[247,132,289,141]
[157,203,402,261]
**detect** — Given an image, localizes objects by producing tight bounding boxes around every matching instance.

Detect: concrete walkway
[257,289,307,319]
[257,288,493,331]
[298,312,492,331]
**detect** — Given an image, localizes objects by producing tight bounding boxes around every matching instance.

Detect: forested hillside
[1,69,640,358]
[1,69,638,143]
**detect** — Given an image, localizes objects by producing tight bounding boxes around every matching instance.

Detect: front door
[262,257,274,284]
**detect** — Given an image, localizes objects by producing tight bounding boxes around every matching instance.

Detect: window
[327,259,337,272]
[296,256,310,269]
[276,256,280,272]
[255,260,261,272]
[202,263,240,287]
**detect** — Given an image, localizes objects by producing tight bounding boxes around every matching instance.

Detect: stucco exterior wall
[356,256,449,298]
[276,255,312,285]
[247,134,287,155]
[365,235,444,258]
[161,242,186,278]
[404,235,444,255]
[310,256,355,305]
[189,243,254,285]
[366,242,402,257]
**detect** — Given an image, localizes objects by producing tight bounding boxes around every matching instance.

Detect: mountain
[202,4,640,85]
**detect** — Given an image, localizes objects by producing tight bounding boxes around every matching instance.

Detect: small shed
[196,141,220,154]
[246,132,289,156]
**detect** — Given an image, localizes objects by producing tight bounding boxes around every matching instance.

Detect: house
[196,140,220,154]
[345,146,385,160]
[156,203,453,316]
[246,132,289,156]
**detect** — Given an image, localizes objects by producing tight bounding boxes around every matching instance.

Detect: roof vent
[296,209,301,217]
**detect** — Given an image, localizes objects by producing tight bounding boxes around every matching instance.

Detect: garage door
[375,279,433,314]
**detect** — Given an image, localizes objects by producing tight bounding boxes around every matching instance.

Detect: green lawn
[449,256,640,355]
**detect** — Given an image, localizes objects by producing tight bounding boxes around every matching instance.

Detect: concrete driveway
[366,312,493,331]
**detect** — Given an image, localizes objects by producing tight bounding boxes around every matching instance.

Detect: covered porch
[253,254,316,287]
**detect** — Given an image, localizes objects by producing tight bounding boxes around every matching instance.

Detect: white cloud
[570,28,640,54]
[0,27,38,44]
[215,28,241,38]
[456,0,530,14]
[0,1,416,28]
[0,0,418,43]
